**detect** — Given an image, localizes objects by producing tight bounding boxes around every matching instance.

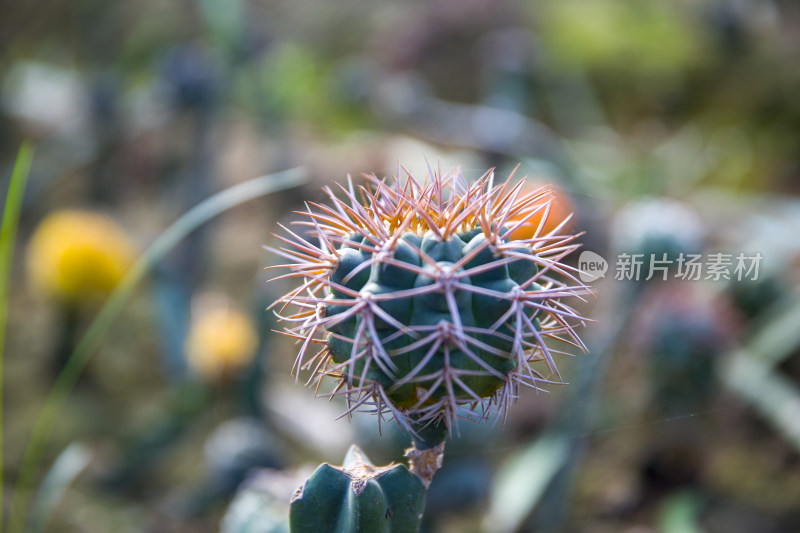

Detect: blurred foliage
[540,0,704,76]
[2,0,800,531]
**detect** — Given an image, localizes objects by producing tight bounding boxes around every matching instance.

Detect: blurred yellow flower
[26,209,136,304]
[185,305,258,382]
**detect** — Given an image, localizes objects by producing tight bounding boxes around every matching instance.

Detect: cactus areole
[270,166,588,431]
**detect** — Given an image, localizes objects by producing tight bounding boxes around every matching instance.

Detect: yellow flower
[26,209,136,304]
[185,306,258,382]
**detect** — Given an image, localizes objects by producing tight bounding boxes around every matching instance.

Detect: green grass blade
[0,143,35,531]
[9,167,307,532]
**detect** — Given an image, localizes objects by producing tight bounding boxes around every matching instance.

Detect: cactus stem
[410,417,449,449]
[405,441,445,488]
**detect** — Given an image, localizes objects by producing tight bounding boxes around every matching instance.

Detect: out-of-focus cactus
[172,417,284,518]
[290,445,426,533]
[631,283,736,415]
[612,198,704,261]
[26,209,136,305]
[222,468,300,533]
[270,167,587,431]
[612,198,705,283]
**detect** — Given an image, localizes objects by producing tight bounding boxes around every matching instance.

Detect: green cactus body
[325,229,534,411]
[272,168,587,429]
[290,446,425,533]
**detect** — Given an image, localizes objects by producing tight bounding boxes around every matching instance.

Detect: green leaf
[26,443,91,533]
[0,142,35,529]
[485,433,569,533]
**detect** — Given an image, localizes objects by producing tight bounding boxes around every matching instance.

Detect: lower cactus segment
[289,446,426,533]
[272,167,588,429]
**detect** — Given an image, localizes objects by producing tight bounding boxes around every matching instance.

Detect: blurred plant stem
[8,166,307,533]
[52,304,80,380]
[154,60,218,382]
[531,283,639,532]
[406,418,448,489]
[0,143,34,531]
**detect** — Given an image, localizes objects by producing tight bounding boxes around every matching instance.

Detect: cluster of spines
[269,166,588,431]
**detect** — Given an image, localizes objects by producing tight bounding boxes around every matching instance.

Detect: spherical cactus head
[271,166,588,432]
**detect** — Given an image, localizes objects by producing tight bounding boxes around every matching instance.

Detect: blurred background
[2,0,800,531]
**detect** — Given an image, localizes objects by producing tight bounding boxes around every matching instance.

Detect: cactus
[271,166,587,431]
[270,166,589,532]
[290,445,426,533]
